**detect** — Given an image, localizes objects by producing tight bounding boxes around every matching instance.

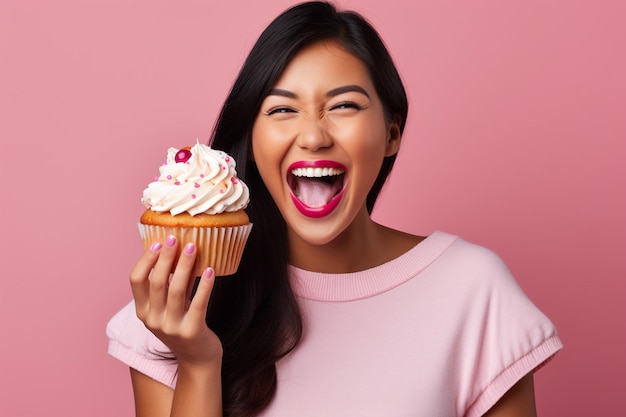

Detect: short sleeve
[106,301,178,388]
[454,245,563,417]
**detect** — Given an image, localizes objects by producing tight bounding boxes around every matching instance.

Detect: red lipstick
[287,160,347,218]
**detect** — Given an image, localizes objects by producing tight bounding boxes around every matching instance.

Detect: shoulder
[442,233,507,267]
[430,232,516,285]
[416,232,539,319]
[424,234,562,417]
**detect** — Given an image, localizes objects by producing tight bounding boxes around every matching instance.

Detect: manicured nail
[149,242,162,252]
[184,242,195,255]
[165,235,176,248]
[204,267,214,279]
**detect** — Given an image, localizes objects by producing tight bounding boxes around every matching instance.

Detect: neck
[287,207,422,274]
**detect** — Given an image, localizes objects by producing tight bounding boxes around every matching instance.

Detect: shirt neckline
[288,231,458,302]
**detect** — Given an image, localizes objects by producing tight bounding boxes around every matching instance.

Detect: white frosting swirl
[142,141,249,216]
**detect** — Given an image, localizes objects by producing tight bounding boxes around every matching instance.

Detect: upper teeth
[291,167,345,178]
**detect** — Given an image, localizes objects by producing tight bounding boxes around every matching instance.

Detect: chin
[287,221,344,247]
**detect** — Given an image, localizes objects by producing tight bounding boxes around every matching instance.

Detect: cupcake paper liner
[138,223,252,277]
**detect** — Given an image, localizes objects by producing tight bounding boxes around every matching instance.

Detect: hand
[130,235,223,367]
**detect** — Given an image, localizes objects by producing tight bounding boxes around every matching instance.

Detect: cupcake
[139,140,252,276]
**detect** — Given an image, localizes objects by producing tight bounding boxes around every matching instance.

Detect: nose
[295,117,333,152]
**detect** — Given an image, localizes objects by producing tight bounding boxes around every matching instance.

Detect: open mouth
[287,161,346,218]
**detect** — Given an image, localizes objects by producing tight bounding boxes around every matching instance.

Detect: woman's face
[252,41,401,246]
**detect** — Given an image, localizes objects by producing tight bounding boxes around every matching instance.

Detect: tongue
[295,177,340,208]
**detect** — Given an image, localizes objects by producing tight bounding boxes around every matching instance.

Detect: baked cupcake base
[138,221,252,277]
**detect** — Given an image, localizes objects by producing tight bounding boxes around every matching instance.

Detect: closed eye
[330,101,364,111]
[265,107,297,116]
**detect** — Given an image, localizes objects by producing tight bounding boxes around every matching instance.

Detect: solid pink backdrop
[1,0,624,416]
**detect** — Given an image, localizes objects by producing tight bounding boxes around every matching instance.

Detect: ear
[384,115,402,157]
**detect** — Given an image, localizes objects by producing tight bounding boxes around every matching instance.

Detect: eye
[330,101,364,111]
[265,106,297,116]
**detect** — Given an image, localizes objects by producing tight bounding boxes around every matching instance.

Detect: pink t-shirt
[107,231,562,416]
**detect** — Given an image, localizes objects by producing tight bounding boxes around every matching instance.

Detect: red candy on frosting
[175,147,192,163]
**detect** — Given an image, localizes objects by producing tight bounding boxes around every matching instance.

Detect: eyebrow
[327,85,370,99]
[267,84,370,99]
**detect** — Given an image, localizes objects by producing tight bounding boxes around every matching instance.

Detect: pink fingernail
[184,242,195,255]
[149,242,162,252]
[204,267,214,279]
[165,235,176,247]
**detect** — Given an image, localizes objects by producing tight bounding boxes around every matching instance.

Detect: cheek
[252,122,274,167]
[252,120,288,156]
[342,121,388,165]
[252,123,286,193]
[342,123,389,192]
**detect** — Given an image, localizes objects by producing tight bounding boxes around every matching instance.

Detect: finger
[167,242,198,318]
[149,234,179,312]
[186,267,215,324]
[185,277,201,312]
[129,241,163,316]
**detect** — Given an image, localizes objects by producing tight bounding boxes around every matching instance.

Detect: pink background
[1,0,624,415]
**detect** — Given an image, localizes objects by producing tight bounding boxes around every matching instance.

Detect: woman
[107,2,562,416]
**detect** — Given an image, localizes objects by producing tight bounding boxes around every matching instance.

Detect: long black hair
[207,2,408,415]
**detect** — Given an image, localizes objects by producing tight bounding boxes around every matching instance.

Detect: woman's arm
[130,369,174,417]
[170,358,223,416]
[129,235,224,417]
[482,373,537,417]
[130,363,223,417]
